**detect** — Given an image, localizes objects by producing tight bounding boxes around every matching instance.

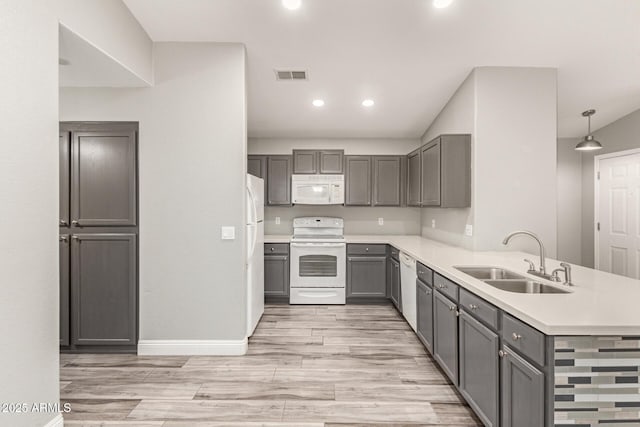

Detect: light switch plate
[221,226,236,240]
[431,219,436,228]
[378,217,384,226]
[465,224,473,236]
[275,217,281,225]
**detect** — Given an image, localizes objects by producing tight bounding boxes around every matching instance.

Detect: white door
[597,152,640,278]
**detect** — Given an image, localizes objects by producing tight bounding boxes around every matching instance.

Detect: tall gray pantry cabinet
[59,122,138,353]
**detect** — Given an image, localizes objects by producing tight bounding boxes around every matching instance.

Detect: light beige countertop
[265,234,640,336]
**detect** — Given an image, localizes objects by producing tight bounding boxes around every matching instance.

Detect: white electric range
[289,217,346,304]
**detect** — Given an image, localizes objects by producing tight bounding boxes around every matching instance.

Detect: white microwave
[291,175,344,205]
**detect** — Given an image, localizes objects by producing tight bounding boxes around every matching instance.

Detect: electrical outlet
[431,219,436,228]
[378,217,384,226]
[465,224,473,236]
[275,216,281,225]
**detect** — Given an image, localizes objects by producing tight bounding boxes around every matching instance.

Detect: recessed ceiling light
[312,99,325,107]
[282,0,301,10]
[362,99,375,107]
[433,0,454,9]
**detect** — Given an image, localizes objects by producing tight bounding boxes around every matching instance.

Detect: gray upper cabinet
[433,290,459,384]
[293,149,344,174]
[267,155,292,206]
[60,132,70,227]
[248,155,266,178]
[407,148,421,206]
[71,130,137,226]
[459,310,499,427]
[372,156,403,206]
[344,156,372,206]
[293,150,318,174]
[421,134,471,208]
[71,233,137,346]
[59,235,70,346]
[416,278,434,353]
[421,139,441,206]
[347,255,387,299]
[319,150,344,174]
[501,344,545,427]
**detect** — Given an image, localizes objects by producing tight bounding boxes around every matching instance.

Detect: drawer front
[460,289,498,331]
[347,244,387,256]
[434,273,459,302]
[501,313,546,366]
[264,243,289,255]
[417,262,433,286]
[388,245,400,261]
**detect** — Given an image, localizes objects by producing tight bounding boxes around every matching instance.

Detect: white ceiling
[121,0,640,138]
[59,25,149,88]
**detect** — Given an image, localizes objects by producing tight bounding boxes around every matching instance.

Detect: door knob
[499,350,508,358]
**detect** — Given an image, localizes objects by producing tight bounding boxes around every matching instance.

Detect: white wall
[420,67,558,257]
[557,138,583,264]
[0,2,60,426]
[57,0,153,84]
[249,137,422,235]
[60,43,248,343]
[474,67,558,256]
[420,71,476,249]
[581,108,640,268]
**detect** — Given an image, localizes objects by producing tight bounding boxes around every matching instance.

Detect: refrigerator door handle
[247,185,259,263]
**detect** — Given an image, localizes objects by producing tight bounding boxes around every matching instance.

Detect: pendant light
[575,109,603,151]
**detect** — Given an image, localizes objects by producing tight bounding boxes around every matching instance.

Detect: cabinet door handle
[512,333,522,341]
[499,350,508,358]
[438,284,447,289]
[469,304,478,310]
[426,290,431,295]
[59,220,68,226]
[270,247,275,251]
[71,235,79,241]
[448,305,456,311]
[365,247,369,252]
[71,220,79,226]
[59,236,68,242]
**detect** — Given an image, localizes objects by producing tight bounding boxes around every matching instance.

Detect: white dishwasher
[399,251,417,332]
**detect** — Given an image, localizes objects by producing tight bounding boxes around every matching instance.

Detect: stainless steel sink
[454,266,525,280]
[484,280,570,294]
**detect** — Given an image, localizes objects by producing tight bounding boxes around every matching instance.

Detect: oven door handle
[290,242,346,248]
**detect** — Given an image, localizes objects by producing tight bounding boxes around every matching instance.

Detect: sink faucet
[502,230,553,281]
[552,263,574,286]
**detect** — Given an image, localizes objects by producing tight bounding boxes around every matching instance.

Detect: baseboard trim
[44,414,64,427]
[137,339,248,356]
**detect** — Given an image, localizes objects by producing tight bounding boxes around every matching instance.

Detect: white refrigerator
[246,174,265,336]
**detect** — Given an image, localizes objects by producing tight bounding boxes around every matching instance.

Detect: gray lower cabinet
[264,244,290,298]
[372,156,403,206]
[71,130,137,226]
[433,290,459,384]
[267,155,292,206]
[501,344,545,427]
[347,255,386,299]
[416,278,433,353]
[344,156,372,206]
[71,234,137,346]
[389,257,401,310]
[459,310,499,427]
[59,235,70,346]
[407,148,421,206]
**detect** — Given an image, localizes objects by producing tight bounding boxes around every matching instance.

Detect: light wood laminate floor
[61,304,481,426]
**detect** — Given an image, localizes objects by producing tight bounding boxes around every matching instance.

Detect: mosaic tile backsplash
[555,336,640,426]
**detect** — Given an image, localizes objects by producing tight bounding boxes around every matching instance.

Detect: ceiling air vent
[275,69,308,81]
